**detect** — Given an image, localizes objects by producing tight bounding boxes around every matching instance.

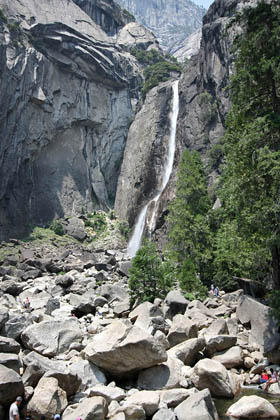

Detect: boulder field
[0,242,280,419]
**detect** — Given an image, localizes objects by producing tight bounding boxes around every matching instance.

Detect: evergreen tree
[167,149,211,296]
[220,1,280,289]
[128,240,173,305]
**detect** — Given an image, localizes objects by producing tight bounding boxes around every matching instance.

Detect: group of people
[260,368,279,391]
[210,284,219,297]
[9,396,81,420]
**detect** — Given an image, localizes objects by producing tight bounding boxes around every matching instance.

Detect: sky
[192,0,214,10]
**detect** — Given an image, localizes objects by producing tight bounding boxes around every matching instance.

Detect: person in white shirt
[9,396,22,420]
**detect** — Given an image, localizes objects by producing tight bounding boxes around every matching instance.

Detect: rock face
[115,81,175,227]
[236,295,280,354]
[226,395,280,418]
[175,389,218,420]
[83,320,167,376]
[115,0,205,54]
[0,0,157,240]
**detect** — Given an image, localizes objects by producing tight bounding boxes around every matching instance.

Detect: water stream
[126,80,180,258]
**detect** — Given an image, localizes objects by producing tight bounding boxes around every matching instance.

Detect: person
[214,286,219,297]
[260,369,270,384]
[210,284,215,295]
[265,368,278,391]
[9,396,22,420]
[54,415,61,420]
[24,297,30,310]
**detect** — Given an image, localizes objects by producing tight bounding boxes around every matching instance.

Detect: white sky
[192,0,214,10]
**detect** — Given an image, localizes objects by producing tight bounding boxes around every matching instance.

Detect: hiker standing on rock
[9,396,22,420]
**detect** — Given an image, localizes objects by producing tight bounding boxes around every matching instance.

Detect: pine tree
[220,1,280,289]
[167,149,211,296]
[128,240,173,305]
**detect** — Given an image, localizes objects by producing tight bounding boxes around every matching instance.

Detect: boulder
[205,335,237,356]
[236,295,280,353]
[175,389,218,420]
[111,404,146,420]
[83,320,167,376]
[0,336,20,353]
[0,364,24,404]
[152,408,176,420]
[204,319,228,336]
[3,313,32,340]
[167,315,197,347]
[160,389,197,407]
[21,318,82,356]
[226,318,238,336]
[125,390,160,416]
[97,283,129,303]
[69,360,107,390]
[88,385,126,403]
[0,352,20,373]
[137,356,184,390]
[22,351,67,387]
[191,359,236,397]
[129,302,164,331]
[65,217,86,240]
[163,291,189,319]
[0,307,9,330]
[212,346,243,369]
[168,337,206,366]
[267,382,280,394]
[63,396,108,420]
[226,395,279,418]
[28,377,67,418]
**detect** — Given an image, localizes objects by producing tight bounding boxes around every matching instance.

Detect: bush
[49,220,64,236]
[208,143,225,170]
[128,240,173,305]
[118,220,130,239]
[85,212,107,232]
[142,61,182,98]
[0,8,7,23]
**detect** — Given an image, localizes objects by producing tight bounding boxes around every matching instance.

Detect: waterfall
[126,80,180,258]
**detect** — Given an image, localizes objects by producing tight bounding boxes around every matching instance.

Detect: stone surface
[0,364,24,404]
[63,396,108,420]
[212,346,243,369]
[83,320,167,375]
[21,318,82,356]
[137,356,184,390]
[168,337,206,366]
[226,395,279,418]
[167,314,197,347]
[236,295,280,353]
[152,408,176,420]
[0,336,21,354]
[125,390,160,417]
[205,335,237,356]
[28,377,67,418]
[191,358,235,397]
[175,388,218,420]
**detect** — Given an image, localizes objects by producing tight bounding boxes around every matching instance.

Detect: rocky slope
[0,236,280,419]
[115,0,206,54]
[0,0,158,241]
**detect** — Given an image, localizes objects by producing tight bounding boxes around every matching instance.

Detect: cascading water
[126,80,180,258]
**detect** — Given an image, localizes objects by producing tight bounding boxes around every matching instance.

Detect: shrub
[142,61,182,98]
[49,220,64,236]
[118,220,130,239]
[0,8,7,23]
[85,212,107,232]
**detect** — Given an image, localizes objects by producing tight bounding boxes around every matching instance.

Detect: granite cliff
[115,0,206,54]
[0,0,158,241]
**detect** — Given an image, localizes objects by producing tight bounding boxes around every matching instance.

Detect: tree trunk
[272,245,280,289]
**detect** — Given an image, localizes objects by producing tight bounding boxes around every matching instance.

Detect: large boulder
[160,389,197,408]
[28,377,67,418]
[83,320,167,376]
[163,291,189,320]
[125,390,160,417]
[175,389,218,420]
[88,385,125,403]
[3,313,32,340]
[226,395,279,418]
[212,346,243,369]
[63,396,108,420]
[129,302,164,331]
[152,408,176,420]
[0,353,20,373]
[236,295,280,353]
[69,359,107,390]
[0,364,24,405]
[191,359,236,397]
[0,336,21,353]
[168,337,205,366]
[167,315,197,347]
[205,335,237,356]
[21,318,82,356]
[204,319,229,336]
[137,356,184,390]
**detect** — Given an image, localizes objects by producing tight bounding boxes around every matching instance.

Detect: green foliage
[118,220,130,239]
[85,212,107,233]
[0,8,7,23]
[122,8,135,21]
[199,91,218,124]
[268,290,280,325]
[142,61,182,98]
[207,143,225,171]
[128,240,173,305]
[210,1,280,292]
[167,150,212,294]
[49,220,64,236]
[130,48,182,98]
